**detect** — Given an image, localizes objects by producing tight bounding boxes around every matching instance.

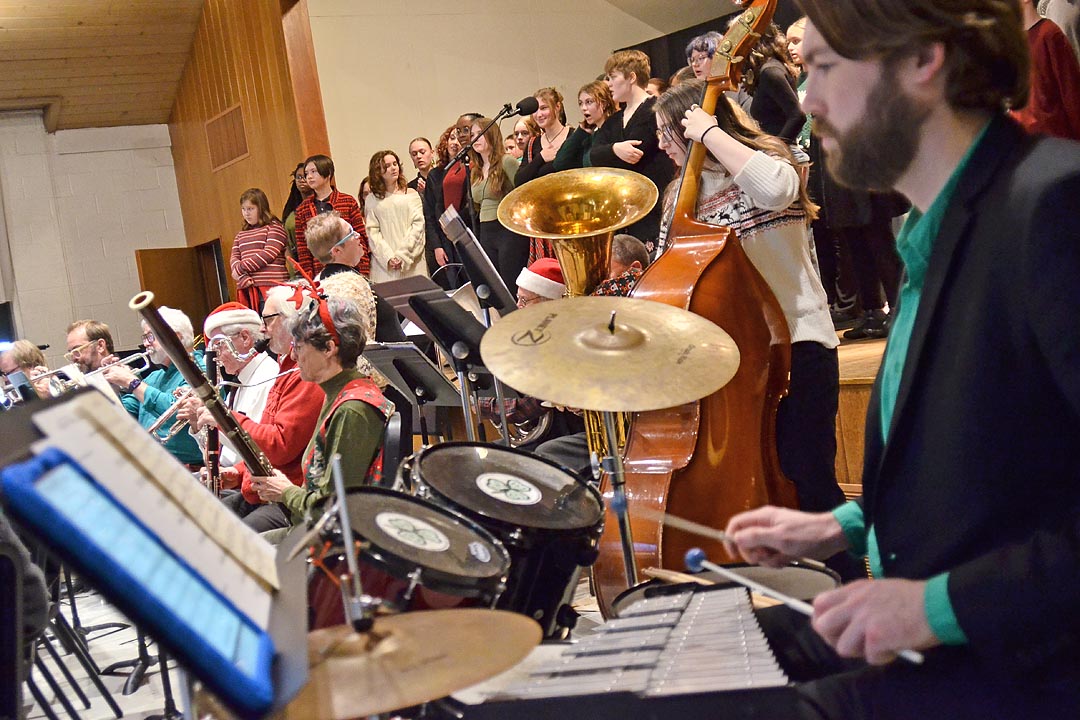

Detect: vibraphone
[458,585,804,719]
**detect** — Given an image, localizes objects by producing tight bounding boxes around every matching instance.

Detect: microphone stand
[445,102,519,238]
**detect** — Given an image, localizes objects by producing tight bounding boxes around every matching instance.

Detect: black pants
[845,219,901,311]
[758,606,1080,720]
[221,490,290,533]
[477,220,529,296]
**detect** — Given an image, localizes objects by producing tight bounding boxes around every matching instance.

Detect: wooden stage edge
[835,335,887,496]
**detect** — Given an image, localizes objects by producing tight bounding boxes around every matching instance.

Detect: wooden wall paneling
[835,379,872,498]
[168,0,306,305]
[281,0,330,157]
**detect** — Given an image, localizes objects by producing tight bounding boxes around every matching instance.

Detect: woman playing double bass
[653,81,853,560]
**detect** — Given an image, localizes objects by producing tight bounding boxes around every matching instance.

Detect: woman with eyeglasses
[230,188,290,312]
[515,87,572,187]
[554,80,617,171]
[249,296,393,532]
[282,162,314,277]
[363,150,428,284]
[653,81,855,543]
[685,31,724,81]
[469,117,528,294]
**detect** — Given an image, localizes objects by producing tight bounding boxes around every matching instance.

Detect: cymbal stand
[330,453,378,633]
[600,410,638,587]
[450,342,479,442]
[479,304,512,448]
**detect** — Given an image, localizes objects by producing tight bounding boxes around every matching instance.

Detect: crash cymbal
[283,609,541,720]
[480,295,739,412]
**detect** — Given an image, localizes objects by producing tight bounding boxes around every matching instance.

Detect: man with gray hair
[104,305,205,467]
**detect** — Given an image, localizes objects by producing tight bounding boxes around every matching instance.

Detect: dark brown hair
[795,0,1029,111]
[579,80,617,120]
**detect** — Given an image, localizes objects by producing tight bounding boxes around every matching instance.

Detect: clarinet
[204,347,222,496]
[129,291,273,476]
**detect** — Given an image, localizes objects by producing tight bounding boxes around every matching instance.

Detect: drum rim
[321,486,512,596]
[410,442,605,533]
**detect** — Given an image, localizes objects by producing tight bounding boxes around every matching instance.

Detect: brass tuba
[497,167,659,458]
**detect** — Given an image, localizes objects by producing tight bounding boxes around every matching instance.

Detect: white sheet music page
[31,392,277,627]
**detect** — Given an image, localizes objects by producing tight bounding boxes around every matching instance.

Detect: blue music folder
[1,447,276,718]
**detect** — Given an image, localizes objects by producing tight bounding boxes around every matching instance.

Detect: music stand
[439,206,517,317]
[365,341,462,445]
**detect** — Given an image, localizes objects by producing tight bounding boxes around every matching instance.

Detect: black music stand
[439,206,517,317]
[365,341,462,447]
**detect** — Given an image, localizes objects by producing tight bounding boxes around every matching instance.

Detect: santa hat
[516,257,566,299]
[204,302,261,338]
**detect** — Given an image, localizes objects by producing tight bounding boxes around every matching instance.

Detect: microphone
[513,96,539,117]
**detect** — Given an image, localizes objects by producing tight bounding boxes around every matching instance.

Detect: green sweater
[280,369,385,522]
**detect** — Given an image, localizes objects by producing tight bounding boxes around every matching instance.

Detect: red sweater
[230,222,289,287]
[294,189,371,278]
[233,355,325,504]
[1012,19,1080,141]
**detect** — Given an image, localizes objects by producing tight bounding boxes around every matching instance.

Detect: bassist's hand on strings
[723,505,850,567]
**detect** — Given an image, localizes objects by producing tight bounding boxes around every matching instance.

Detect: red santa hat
[204,302,261,338]
[515,257,566,299]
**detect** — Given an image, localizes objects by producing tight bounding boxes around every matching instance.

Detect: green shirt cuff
[924,572,968,646]
[831,501,867,556]
[280,484,304,517]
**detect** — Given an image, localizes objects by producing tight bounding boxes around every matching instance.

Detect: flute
[129,291,273,476]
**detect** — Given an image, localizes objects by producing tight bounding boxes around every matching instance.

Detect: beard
[813,66,930,191]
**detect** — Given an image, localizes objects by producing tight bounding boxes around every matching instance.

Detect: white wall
[308,0,664,198]
[0,113,186,365]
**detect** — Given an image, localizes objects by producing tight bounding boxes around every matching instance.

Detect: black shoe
[831,304,858,330]
[844,309,889,340]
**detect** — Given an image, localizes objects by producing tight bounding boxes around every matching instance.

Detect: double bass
[592,0,800,616]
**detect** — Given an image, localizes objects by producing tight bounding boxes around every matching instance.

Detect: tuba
[497,167,658,458]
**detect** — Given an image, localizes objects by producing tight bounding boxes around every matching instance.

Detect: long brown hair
[240,188,280,229]
[535,87,567,125]
[368,150,407,200]
[654,80,818,224]
[468,118,511,196]
[743,23,799,94]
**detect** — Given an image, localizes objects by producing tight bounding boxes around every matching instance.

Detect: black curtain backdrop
[621,0,802,84]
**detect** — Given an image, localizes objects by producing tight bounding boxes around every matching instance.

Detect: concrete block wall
[0,112,186,366]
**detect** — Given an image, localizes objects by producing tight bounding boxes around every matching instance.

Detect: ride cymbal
[283,609,541,720]
[480,295,740,412]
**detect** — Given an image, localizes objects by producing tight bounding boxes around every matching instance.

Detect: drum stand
[598,410,639,587]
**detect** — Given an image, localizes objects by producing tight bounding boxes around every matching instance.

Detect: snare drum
[405,442,605,638]
[611,562,841,617]
[307,487,510,629]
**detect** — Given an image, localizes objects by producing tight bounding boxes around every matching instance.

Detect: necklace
[541,125,567,147]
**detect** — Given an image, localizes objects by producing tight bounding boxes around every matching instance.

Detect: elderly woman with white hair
[104,305,206,467]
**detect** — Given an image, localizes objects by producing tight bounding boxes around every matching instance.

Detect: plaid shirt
[294,189,370,277]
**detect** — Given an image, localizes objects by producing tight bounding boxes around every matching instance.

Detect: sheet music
[31,392,278,626]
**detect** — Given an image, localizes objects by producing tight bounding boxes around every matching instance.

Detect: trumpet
[146,387,194,443]
[88,351,152,377]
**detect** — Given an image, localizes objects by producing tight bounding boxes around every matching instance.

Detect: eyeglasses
[334,229,359,249]
[516,294,544,308]
[63,340,95,362]
[454,128,473,138]
[141,331,156,344]
[655,125,677,143]
[689,52,712,66]
[261,312,282,322]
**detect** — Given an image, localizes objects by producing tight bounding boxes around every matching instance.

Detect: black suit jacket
[859,116,1080,682]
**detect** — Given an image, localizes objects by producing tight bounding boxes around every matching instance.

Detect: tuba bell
[498,168,659,457]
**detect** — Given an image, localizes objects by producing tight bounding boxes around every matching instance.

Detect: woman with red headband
[250,295,392,526]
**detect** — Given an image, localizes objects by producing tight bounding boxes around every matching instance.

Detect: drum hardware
[329,453,378,632]
[480,295,741,600]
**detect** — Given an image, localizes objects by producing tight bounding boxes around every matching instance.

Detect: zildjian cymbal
[480,295,740,412]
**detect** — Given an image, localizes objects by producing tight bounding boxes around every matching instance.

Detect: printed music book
[0,389,309,719]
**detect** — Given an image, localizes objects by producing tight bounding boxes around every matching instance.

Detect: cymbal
[283,609,541,720]
[480,295,740,412]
